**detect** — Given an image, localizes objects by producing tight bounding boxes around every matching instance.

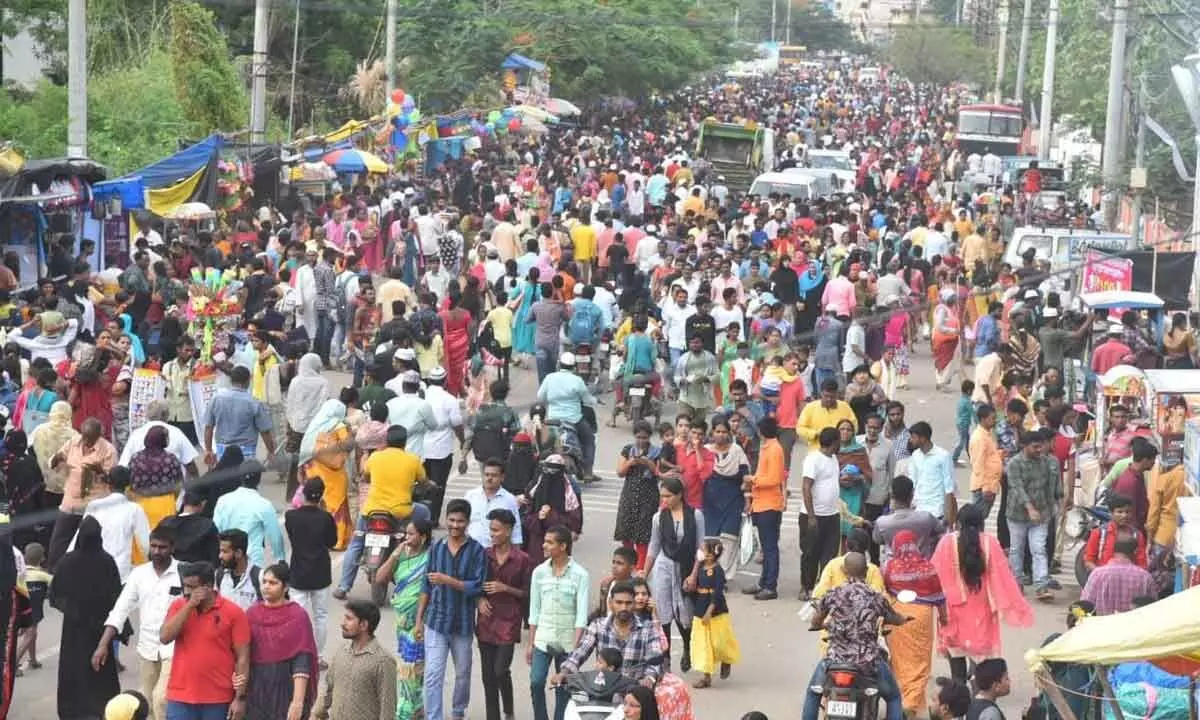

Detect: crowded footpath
[0,62,1195,720]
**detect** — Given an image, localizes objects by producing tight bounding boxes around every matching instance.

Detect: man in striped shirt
[1079,537,1156,615]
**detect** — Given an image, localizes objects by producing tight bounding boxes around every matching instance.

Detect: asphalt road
[10,349,1081,720]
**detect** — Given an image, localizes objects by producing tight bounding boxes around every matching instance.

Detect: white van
[748,171,834,202]
[1002,227,1139,270]
[858,66,881,85]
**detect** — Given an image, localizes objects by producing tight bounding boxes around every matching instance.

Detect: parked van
[748,170,834,201]
[1002,226,1139,270]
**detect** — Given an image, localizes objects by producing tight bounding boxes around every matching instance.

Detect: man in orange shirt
[969,403,1004,519]
[744,417,787,600]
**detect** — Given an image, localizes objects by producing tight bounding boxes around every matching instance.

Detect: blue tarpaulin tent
[501,53,546,72]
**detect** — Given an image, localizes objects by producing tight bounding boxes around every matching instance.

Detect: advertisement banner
[128,368,166,434]
[1081,251,1133,294]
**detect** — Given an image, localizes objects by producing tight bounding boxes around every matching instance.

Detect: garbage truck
[695,119,774,195]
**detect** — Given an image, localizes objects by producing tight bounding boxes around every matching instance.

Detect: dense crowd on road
[0,52,1190,720]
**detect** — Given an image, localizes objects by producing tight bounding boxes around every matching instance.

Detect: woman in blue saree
[510,267,541,359]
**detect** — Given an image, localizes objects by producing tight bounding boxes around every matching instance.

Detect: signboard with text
[1080,251,1133,293]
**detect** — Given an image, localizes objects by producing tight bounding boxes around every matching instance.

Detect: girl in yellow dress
[690,538,740,688]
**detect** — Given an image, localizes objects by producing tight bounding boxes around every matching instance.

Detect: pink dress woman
[438,306,472,397]
[930,513,1033,660]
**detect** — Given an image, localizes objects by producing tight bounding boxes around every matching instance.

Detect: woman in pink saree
[438,288,472,397]
[930,503,1033,683]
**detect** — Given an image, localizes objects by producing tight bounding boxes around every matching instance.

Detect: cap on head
[560,352,576,367]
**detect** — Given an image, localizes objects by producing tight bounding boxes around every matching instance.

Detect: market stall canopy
[128,135,223,190]
[163,202,215,221]
[501,53,546,72]
[1027,585,1200,675]
[541,98,581,117]
[95,135,224,212]
[508,104,558,123]
[323,148,389,174]
[0,156,107,204]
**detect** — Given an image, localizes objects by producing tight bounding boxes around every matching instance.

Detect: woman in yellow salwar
[883,530,945,719]
[298,398,353,549]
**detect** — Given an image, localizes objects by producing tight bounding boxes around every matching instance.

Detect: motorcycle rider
[536,353,598,482]
[802,552,908,720]
[333,425,432,599]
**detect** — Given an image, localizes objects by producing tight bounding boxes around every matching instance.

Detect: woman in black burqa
[51,515,123,720]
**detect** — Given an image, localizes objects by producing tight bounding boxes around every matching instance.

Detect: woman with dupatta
[284,354,330,499]
[50,516,122,720]
[884,530,945,717]
[439,290,473,397]
[931,289,962,392]
[127,426,183,536]
[836,419,872,541]
[376,517,432,720]
[29,402,77,516]
[930,503,1032,683]
[645,477,704,674]
[521,455,583,567]
[510,268,542,361]
[65,341,118,440]
[246,563,319,720]
[702,419,749,564]
[298,399,353,550]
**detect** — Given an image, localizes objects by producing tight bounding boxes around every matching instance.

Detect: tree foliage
[885,24,991,87]
[731,0,866,52]
[168,0,247,135]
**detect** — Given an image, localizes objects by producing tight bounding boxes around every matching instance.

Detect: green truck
[695,120,775,192]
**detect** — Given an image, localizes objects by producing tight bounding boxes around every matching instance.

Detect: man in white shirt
[626,180,646,219]
[10,312,79,366]
[842,311,868,375]
[799,426,843,600]
[924,221,950,260]
[591,282,620,329]
[634,230,662,275]
[711,287,746,342]
[119,401,200,478]
[94,526,180,720]
[422,366,465,526]
[982,150,1002,181]
[660,286,696,379]
[463,458,523,547]
[414,204,444,258]
[906,421,958,524]
[421,255,453,307]
[73,468,151,583]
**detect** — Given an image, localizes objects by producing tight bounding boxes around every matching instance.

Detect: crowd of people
[0,54,1193,720]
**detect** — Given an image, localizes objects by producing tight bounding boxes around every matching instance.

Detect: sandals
[693,676,712,689]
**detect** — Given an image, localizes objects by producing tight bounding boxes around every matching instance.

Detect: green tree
[168,0,247,136]
[885,24,991,86]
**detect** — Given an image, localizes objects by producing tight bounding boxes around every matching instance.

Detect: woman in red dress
[64,341,119,439]
[438,286,473,397]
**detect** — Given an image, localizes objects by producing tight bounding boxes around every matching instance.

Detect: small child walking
[953,380,975,467]
[690,539,740,688]
[17,543,51,673]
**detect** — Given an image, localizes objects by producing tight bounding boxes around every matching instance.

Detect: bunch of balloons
[389,88,421,151]
[484,109,522,136]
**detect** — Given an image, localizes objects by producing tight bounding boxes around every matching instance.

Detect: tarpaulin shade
[124,135,223,189]
[501,53,546,72]
[92,176,147,210]
[1028,585,1200,674]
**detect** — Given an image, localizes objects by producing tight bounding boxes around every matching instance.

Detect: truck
[695,119,775,194]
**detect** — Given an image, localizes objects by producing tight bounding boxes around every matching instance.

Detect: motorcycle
[575,342,596,386]
[610,373,661,427]
[1063,504,1111,587]
[811,664,883,720]
[360,511,406,606]
[562,670,639,720]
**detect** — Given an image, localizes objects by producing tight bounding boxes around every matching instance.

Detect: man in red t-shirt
[160,561,251,720]
[1091,324,1133,376]
[1083,494,1148,570]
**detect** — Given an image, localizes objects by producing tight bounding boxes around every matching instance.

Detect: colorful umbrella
[163,202,216,221]
[323,148,390,174]
[542,97,581,116]
[507,105,558,123]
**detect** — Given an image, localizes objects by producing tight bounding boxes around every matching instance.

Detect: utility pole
[67,0,87,157]
[771,0,777,42]
[734,5,740,42]
[385,0,397,100]
[786,0,792,44]
[287,0,301,138]
[1013,0,1033,105]
[994,0,1010,102]
[249,0,270,144]
[1099,0,1129,227]
[1131,77,1147,245]
[1037,0,1058,159]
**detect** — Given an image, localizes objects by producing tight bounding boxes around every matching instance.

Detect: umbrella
[507,105,558,123]
[163,202,215,221]
[516,117,550,135]
[323,148,390,174]
[542,98,581,117]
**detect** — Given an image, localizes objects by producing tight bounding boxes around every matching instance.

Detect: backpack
[470,404,518,462]
[568,303,599,344]
[215,565,262,603]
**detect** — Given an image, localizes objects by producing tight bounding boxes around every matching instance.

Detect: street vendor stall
[1028,586,1200,720]
[1090,366,1200,471]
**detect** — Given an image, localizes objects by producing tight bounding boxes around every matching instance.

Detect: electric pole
[385,0,397,100]
[1099,0,1129,226]
[994,0,1010,102]
[1037,0,1058,159]
[67,0,87,157]
[287,0,301,138]
[1013,0,1033,105]
[249,0,270,144]
[734,5,740,42]
[786,0,792,44]
[771,0,777,42]
[1131,77,1147,245]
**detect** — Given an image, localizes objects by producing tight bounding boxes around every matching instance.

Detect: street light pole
[1099,0,1129,226]
[786,0,792,44]
[1037,0,1059,159]
[385,0,397,100]
[67,0,87,157]
[287,0,301,138]
[1170,54,1200,309]
[994,0,1010,102]
[249,0,270,144]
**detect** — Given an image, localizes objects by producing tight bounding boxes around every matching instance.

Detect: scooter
[361,511,405,607]
[562,670,639,720]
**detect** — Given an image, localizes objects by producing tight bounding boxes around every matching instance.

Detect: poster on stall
[1081,251,1133,294]
[128,368,166,433]
[1155,393,1200,469]
[188,375,220,445]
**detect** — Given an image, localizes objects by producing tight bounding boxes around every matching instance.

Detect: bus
[955,104,1025,157]
[778,45,808,68]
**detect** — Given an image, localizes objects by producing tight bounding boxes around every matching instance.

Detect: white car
[804,150,856,192]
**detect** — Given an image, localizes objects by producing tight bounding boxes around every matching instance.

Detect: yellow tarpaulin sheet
[0,147,25,177]
[1027,585,1200,671]
[323,119,373,145]
[146,166,206,217]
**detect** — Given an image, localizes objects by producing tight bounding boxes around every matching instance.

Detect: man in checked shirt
[312,247,339,366]
[552,581,664,689]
